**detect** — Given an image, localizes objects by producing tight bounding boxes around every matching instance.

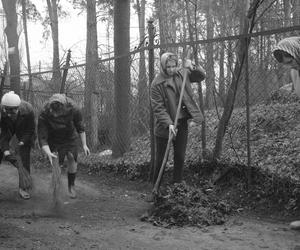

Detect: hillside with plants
[72,89,300,227]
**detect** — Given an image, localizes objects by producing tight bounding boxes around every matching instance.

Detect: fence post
[148,19,155,182]
[60,49,71,94]
[245,36,252,187]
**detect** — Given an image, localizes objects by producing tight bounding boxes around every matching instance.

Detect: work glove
[184,59,196,71]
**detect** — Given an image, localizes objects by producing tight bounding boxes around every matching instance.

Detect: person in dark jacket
[0,91,35,199]
[150,52,205,186]
[273,37,300,230]
[38,93,90,199]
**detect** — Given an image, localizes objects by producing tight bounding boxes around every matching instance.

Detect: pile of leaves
[144,182,232,228]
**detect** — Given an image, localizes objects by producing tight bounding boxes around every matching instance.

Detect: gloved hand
[184,59,196,71]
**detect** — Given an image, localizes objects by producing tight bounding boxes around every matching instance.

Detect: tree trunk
[154,0,176,53]
[2,0,20,94]
[136,0,148,135]
[185,0,207,157]
[112,0,131,157]
[283,0,291,27]
[219,42,225,105]
[46,0,61,90]
[205,0,215,109]
[85,0,98,151]
[21,0,33,104]
[293,0,300,32]
[213,0,257,160]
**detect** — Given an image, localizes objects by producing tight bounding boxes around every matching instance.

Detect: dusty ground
[0,163,300,250]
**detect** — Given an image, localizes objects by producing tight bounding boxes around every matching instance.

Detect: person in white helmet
[0,91,36,199]
[273,36,300,230]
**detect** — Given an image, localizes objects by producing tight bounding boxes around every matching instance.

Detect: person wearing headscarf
[273,37,300,230]
[38,93,90,198]
[0,91,35,199]
[150,52,205,186]
[273,36,300,97]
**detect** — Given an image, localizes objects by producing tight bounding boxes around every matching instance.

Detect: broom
[50,154,63,207]
[15,146,33,191]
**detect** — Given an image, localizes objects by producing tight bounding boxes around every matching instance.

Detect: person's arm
[37,114,56,164]
[79,132,90,156]
[291,69,300,98]
[150,84,173,128]
[73,107,90,155]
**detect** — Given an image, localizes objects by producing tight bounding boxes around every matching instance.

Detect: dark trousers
[152,119,188,185]
[0,146,31,173]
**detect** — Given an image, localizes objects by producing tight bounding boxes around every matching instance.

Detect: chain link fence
[4,22,299,168]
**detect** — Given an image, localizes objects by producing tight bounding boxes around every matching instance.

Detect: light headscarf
[273,36,300,65]
[160,52,178,76]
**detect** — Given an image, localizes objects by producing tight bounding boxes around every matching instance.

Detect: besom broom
[15,146,33,191]
[50,154,63,207]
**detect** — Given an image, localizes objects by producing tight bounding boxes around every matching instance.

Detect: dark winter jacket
[0,100,35,151]
[38,94,85,147]
[151,53,205,138]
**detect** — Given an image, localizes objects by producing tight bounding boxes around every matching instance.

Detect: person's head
[273,37,300,70]
[48,93,67,117]
[273,50,300,70]
[1,91,21,119]
[160,52,178,77]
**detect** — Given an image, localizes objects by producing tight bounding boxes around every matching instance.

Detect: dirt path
[0,163,299,250]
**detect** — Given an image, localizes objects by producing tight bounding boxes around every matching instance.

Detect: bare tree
[85,0,99,150]
[136,0,148,134]
[21,0,33,103]
[112,0,131,157]
[204,0,215,109]
[2,0,20,94]
[46,0,61,90]
[213,0,263,160]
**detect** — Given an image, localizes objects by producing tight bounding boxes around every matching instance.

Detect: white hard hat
[1,91,21,107]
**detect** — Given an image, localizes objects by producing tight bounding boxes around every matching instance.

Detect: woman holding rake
[150,52,205,188]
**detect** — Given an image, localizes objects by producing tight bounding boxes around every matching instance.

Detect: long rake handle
[152,49,191,195]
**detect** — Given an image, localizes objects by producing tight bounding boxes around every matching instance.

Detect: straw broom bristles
[51,155,63,206]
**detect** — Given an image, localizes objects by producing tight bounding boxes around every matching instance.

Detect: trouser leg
[0,150,3,163]
[152,136,168,185]
[173,121,188,183]
[19,146,31,174]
